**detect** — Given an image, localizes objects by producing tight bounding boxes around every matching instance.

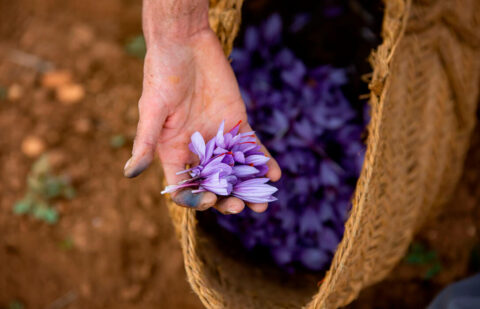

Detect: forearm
[142,0,210,46]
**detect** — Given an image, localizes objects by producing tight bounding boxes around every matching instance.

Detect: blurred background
[0,0,479,308]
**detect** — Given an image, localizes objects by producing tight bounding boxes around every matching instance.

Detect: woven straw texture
[166,0,480,308]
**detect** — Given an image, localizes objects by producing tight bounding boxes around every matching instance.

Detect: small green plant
[125,35,146,59]
[8,300,24,309]
[404,241,443,280]
[13,155,75,224]
[110,134,126,149]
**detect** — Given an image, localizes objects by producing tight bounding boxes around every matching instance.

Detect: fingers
[124,94,168,178]
[172,189,217,210]
[213,198,267,214]
[161,155,219,209]
[240,122,282,182]
[214,197,245,214]
[246,202,268,213]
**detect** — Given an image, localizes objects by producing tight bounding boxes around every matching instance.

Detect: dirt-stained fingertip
[172,189,217,210]
[123,154,153,178]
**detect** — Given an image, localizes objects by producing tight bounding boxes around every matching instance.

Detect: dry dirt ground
[0,1,479,308]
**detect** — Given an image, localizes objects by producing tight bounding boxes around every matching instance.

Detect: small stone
[8,84,23,101]
[21,136,46,157]
[41,70,72,89]
[56,83,85,104]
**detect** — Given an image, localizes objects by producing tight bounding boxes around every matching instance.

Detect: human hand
[124,26,281,214]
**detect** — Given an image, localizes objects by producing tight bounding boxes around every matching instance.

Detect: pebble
[41,70,72,89]
[56,83,85,104]
[8,84,23,101]
[21,136,46,157]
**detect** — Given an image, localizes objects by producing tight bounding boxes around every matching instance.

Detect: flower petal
[215,120,225,148]
[232,165,259,178]
[204,138,216,164]
[189,132,206,161]
[234,151,246,163]
[245,154,270,166]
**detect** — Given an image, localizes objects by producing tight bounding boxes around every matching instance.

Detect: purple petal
[234,151,245,163]
[200,172,229,196]
[228,121,242,135]
[271,246,293,265]
[262,13,282,44]
[215,120,225,148]
[189,132,206,161]
[204,138,216,163]
[214,147,228,155]
[245,26,259,51]
[255,164,269,177]
[232,165,259,178]
[299,248,329,271]
[245,154,270,166]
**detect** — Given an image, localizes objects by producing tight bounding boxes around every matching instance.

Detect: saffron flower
[161,121,278,203]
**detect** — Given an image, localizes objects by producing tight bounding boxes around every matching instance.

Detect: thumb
[124,94,168,178]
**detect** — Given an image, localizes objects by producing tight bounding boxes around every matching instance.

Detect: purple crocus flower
[232,178,278,203]
[161,121,277,203]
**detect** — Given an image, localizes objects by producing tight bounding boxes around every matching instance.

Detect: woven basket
[166,0,480,308]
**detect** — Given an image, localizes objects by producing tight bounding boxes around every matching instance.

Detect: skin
[124,0,281,214]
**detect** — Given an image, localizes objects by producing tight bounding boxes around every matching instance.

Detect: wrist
[142,0,210,46]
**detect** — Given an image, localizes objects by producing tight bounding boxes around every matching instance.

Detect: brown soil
[0,1,478,308]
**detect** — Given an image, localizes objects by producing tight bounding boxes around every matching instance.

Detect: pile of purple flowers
[161,120,278,203]
[209,14,368,272]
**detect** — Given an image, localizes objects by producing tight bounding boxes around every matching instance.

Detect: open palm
[125,29,281,214]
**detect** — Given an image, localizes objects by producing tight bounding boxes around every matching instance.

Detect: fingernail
[123,155,150,178]
[173,190,203,208]
[124,158,132,171]
[225,209,240,215]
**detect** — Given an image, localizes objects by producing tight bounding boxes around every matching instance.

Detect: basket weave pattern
[166,0,480,308]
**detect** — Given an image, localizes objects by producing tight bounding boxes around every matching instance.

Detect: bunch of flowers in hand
[162,120,278,203]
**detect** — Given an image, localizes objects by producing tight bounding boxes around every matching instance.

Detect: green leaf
[43,208,59,224]
[45,177,64,198]
[32,204,48,219]
[32,155,50,176]
[423,251,438,263]
[125,35,146,59]
[13,199,32,214]
[110,134,126,149]
[424,262,442,280]
[405,242,439,265]
[405,252,424,264]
